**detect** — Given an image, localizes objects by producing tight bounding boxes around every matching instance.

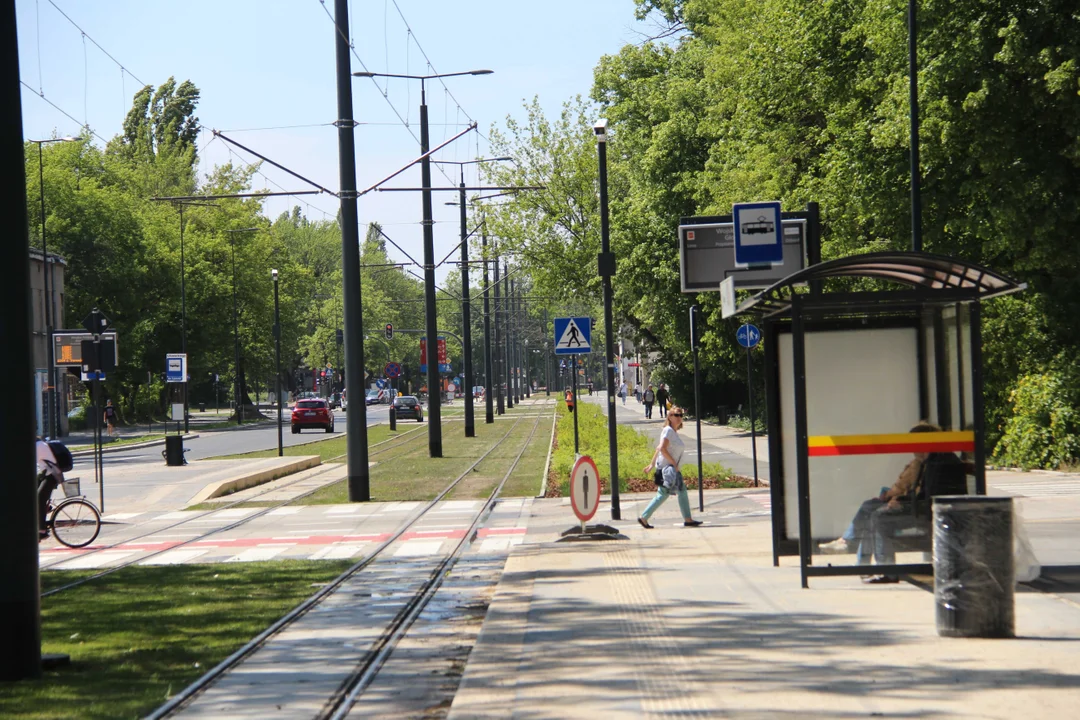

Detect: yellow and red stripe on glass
[807,431,974,457]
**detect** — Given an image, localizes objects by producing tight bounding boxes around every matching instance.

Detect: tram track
[145,407,545,719]
[39,421,433,594]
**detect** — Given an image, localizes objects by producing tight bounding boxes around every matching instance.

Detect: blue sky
[17,0,656,280]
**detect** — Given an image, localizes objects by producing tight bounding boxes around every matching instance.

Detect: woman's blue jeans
[641,478,692,522]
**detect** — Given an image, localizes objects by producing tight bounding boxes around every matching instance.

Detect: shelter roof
[736,251,1026,317]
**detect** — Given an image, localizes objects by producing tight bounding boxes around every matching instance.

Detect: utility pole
[493,253,504,415]
[504,262,513,410]
[273,269,283,457]
[482,232,494,423]
[3,0,43,676]
[230,234,242,426]
[908,0,922,253]
[419,82,443,456]
[458,177,475,437]
[334,0,370,500]
[595,119,621,520]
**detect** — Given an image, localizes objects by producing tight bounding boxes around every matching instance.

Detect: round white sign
[570,455,601,522]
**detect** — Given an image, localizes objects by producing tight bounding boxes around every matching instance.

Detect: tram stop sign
[570,455,601,524]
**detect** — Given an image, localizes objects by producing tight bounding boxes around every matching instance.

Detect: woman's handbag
[653,467,664,487]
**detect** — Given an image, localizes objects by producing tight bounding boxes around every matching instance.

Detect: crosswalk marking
[267,507,303,516]
[103,512,141,520]
[310,543,366,560]
[478,537,523,553]
[157,511,203,520]
[141,549,208,565]
[226,547,289,562]
[56,551,135,569]
[991,481,1080,498]
[393,540,444,558]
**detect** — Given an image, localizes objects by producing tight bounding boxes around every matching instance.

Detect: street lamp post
[353,68,492,457]
[226,228,258,426]
[595,119,621,520]
[31,136,77,438]
[482,231,494,423]
[503,262,513,410]
[272,269,283,457]
[493,252,504,415]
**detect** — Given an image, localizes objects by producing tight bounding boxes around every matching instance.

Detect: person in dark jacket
[656,384,669,418]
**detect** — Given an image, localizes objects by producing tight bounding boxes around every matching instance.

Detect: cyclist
[37,438,64,539]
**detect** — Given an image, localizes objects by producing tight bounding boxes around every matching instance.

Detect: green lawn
[208,423,419,463]
[298,408,552,504]
[0,561,353,720]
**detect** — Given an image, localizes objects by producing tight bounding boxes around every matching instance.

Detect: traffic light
[384,323,394,340]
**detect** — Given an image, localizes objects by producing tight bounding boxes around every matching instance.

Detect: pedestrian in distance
[103,399,118,437]
[639,406,703,529]
[565,387,575,413]
[635,385,642,404]
[656,384,669,418]
[643,385,655,419]
[619,381,627,406]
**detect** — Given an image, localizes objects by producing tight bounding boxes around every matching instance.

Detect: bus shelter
[733,252,1025,587]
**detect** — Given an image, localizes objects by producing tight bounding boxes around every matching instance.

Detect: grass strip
[296,408,550,504]
[0,561,352,720]
[206,424,404,463]
[550,404,735,495]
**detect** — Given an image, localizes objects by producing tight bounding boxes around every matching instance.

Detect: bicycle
[40,469,102,548]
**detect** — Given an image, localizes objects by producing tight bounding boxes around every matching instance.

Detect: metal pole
[748,346,759,488]
[419,82,442,456]
[597,130,621,519]
[459,178,475,437]
[572,354,579,455]
[543,308,550,396]
[692,307,704,512]
[334,0,370,500]
[231,237,242,426]
[504,262,513,410]
[908,0,922,253]
[3,10,43,671]
[481,233,494,423]
[510,276,517,404]
[273,273,283,457]
[493,254,504,415]
[37,143,56,439]
[179,204,189,433]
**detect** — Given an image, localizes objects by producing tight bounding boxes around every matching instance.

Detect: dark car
[393,395,424,422]
[291,399,335,433]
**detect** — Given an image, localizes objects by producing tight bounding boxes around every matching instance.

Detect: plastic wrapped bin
[933,496,1015,638]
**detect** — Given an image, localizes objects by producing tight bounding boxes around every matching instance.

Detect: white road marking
[225,547,288,562]
[992,481,1080,498]
[102,512,141,520]
[141,549,209,565]
[157,511,204,520]
[325,506,362,515]
[267,507,303,516]
[393,540,444,557]
[479,537,524,553]
[56,551,135,569]
[212,509,257,519]
[310,543,367,560]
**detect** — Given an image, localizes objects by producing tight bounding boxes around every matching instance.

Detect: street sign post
[166,353,188,383]
[736,324,761,348]
[733,201,783,267]
[384,362,402,378]
[554,317,592,355]
[570,455,601,531]
[735,323,761,488]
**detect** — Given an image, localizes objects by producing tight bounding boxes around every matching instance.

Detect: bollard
[933,496,1015,638]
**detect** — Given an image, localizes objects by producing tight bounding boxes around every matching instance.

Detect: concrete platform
[449,493,1080,719]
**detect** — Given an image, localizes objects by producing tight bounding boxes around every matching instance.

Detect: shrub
[66,405,87,431]
[726,413,766,433]
[995,364,1080,470]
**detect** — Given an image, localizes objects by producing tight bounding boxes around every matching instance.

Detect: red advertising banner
[437,337,447,365]
[420,337,427,366]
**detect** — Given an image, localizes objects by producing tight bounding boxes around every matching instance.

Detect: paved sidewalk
[449,498,1080,719]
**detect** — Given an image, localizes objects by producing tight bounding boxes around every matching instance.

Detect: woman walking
[638,406,703,528]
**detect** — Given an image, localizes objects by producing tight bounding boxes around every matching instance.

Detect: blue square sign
[554,317,591,355]
[733,201,783,267]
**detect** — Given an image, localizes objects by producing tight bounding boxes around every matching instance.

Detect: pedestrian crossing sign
[554,317,591,355]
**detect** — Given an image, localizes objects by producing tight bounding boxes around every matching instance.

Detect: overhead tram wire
[19,81,106,143]
[45,0,147,87]
[314,0,468,189]
[218,144,337,221]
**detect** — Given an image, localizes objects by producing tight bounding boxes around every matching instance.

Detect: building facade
[29,248,67,437]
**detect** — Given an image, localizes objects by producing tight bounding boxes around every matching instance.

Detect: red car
[291,399,335,434]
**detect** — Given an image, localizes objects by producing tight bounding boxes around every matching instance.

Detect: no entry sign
[570,455,601,523]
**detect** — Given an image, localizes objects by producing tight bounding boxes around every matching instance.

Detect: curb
[70,434,200,458]
[187,455,323,505]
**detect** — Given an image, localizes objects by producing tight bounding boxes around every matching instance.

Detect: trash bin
[198,402,206,412]
[933,496,1015,638]
[164,435,185,466]
[717,405,730,425]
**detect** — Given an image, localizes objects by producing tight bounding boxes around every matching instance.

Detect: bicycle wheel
[50,498,101,548]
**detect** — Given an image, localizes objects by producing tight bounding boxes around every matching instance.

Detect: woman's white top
[656,426,684,470]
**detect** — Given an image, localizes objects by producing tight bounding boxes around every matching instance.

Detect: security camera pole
[595,119,621,520]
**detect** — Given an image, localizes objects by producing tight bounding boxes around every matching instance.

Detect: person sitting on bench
[820,422,945,567]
